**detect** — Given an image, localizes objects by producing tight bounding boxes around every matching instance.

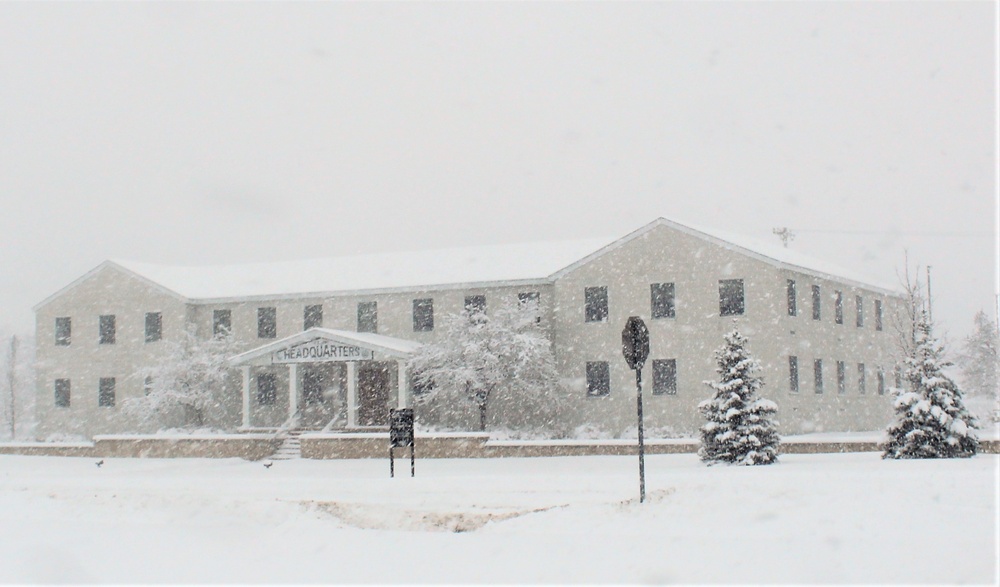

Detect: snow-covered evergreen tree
[883,315,979,459]
[698,327,779,465]
[956,310,999,399]
[408,299,562,432]
[123,328,238,430]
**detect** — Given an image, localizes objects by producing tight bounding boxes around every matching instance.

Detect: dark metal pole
[390,447,395,478]
[636,367,645,503]
[410,444,415,477]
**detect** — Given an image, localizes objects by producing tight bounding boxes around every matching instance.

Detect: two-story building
[33,218,905,440]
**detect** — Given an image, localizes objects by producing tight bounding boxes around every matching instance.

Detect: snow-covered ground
[0,453,995,584]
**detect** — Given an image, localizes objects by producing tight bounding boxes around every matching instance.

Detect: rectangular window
[814,359,823,394]
[877,368,886,395]
[834,291,844,325]
[812,285,821,320]
[98,377,115,407]
[789,356,799,393]
[257,373,277,406]
[787,279,797,317]
[585,286,608,323]
[837,361,846,394]
[652,359,677,395]
[413,298,434,332]
[145,312,162,343]
[258,307,277,339]
[875,300,883,331]
[357,301,378,333]
[857,363,866,394]
[518,291,541,323]
[213,309,232,337]
[54,379,70,408]
[55,317,71,346]
[586,361,610,397]
[719,279,745,316]
[856,295,864,327]
[304,305,323,330]
[302,371,325,405]
[894,367,902,389]
[651,283,676,319]
[144,376,154,396]
[464,295,486,315]
[99,315,116,344]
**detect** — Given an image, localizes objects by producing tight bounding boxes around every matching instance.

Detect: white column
[288,363,299,421]
[347,361,357,428]
[241,366,251,428]
[397,360,408,409]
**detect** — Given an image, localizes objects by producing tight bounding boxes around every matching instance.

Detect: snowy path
[0,453,995,584]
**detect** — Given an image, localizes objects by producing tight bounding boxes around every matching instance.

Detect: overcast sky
[0,1,995,343]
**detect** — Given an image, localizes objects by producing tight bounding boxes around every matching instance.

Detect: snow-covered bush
[408,299,564,433]
[698,327,779,465]
[883,316,979,459]
[124,329,238,430]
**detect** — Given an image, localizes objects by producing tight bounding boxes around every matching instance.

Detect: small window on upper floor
[837,361,846,394]
[99,315,116,345]
[464,295,486,315]
[413,298,434,332]
[55,317,71,346]
[834,291,844,325]
[586,361,610,397]
[518,291,541,323]
[787,280,797,317]
[856,295,864,328]
[789,356,799,393]
[358,301,378,333]
[54,379,71,408]
[258,307,277,339]
[652,359,677,395]
[857,363,866,394]
[651,283,675,319]
[584,287,608,323]
[213,310,232,338]
[145,312,162,343]
[719,279,745,317]
[875,300,883,332]
[812,285,821,320]
[304,305,323,330]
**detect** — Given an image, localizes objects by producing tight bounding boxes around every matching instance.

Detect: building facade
[33,218,906,440]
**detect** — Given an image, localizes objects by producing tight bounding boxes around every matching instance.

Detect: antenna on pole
[772,227,795,248]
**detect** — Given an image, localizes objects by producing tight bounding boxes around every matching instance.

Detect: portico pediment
[229,328,421,367]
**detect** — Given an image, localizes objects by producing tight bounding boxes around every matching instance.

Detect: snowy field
[0,453,996,585]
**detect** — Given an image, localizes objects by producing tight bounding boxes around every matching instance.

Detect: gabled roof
[111,237,614,302]
[553,218,901,295]
[38,217,900,309]
[229,328,421,366]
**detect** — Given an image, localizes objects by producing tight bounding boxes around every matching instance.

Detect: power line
[788,228,991,238]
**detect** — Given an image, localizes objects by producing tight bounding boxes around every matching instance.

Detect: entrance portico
[229,328,421,430]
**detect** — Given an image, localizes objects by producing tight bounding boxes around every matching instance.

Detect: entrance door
[357,362,390,427]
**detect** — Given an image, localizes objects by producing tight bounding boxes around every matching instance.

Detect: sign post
[389,408,415,478]
[621,316,650,503]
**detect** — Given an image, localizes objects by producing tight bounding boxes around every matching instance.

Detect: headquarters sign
[273,339,373,364]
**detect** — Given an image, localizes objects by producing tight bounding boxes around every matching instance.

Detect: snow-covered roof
[101,217,899,303]
[112,237,614,301]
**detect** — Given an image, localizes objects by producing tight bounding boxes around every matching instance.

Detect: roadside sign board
[389,408,415,478]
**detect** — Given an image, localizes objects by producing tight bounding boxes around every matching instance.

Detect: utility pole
[926,266,933,324]
[7,335,17,440]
